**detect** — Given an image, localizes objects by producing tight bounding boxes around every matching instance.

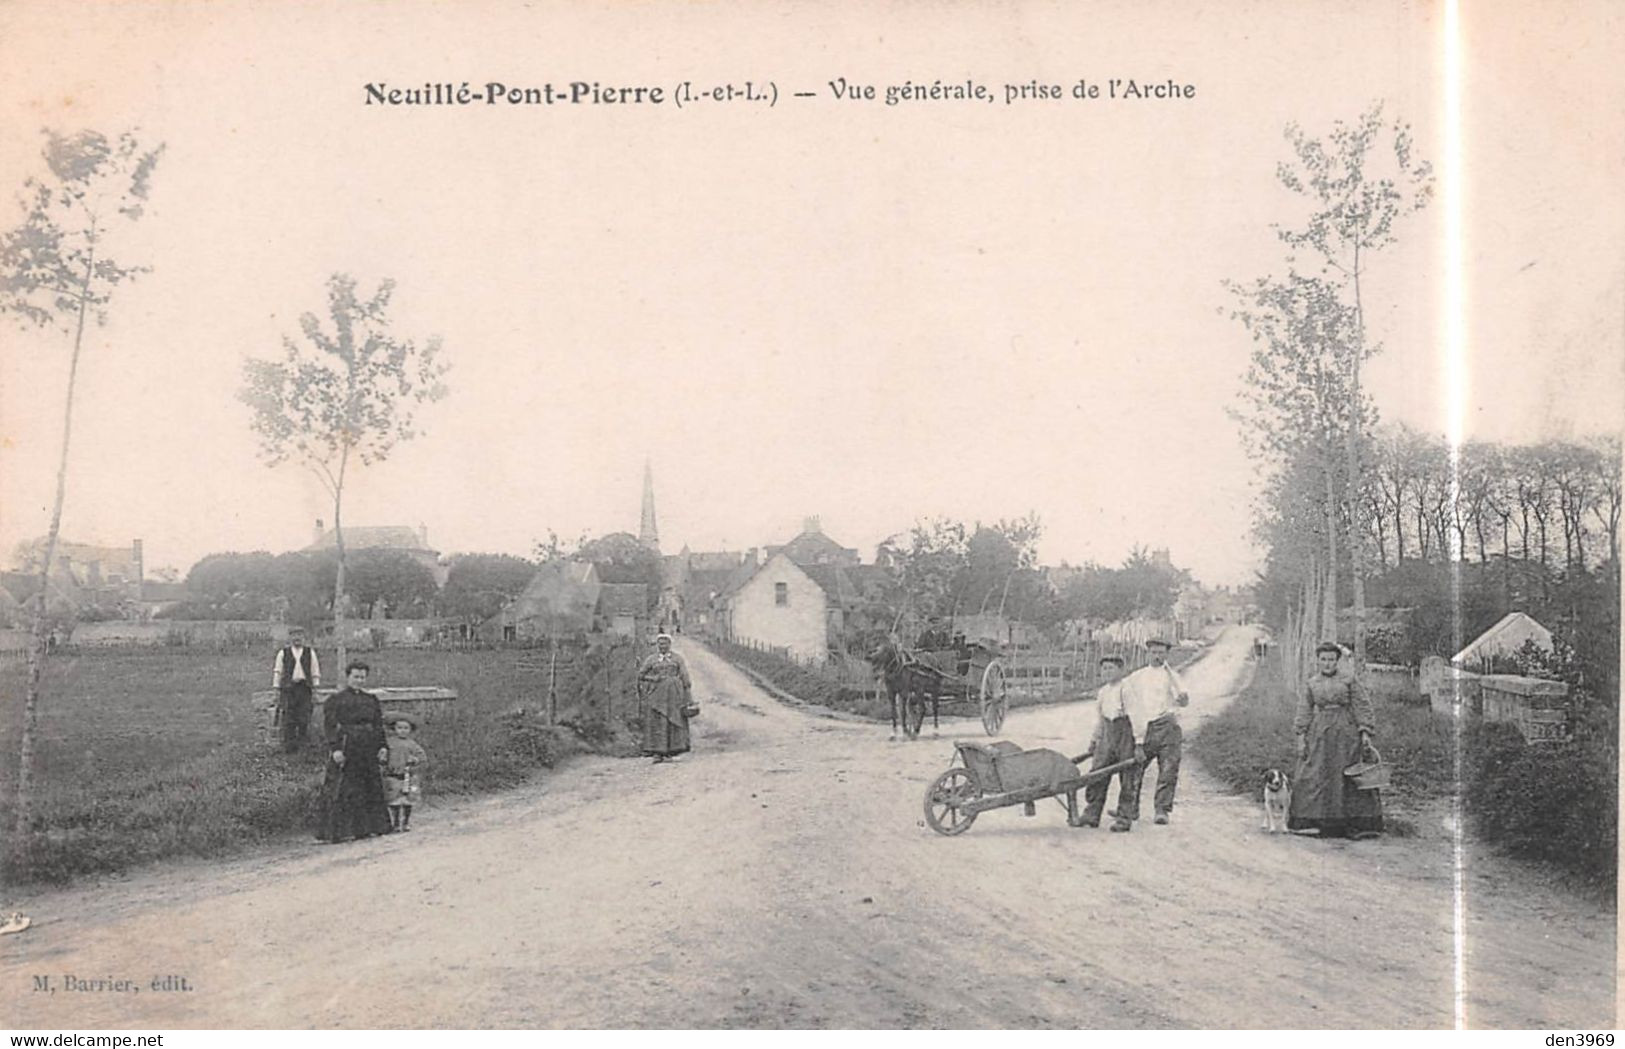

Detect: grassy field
[0,642,646,885]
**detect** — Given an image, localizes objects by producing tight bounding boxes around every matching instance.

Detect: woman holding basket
[1290,641,1383,839]
[638,632,695,763]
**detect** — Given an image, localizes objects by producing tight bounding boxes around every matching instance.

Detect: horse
[867,638,944,740]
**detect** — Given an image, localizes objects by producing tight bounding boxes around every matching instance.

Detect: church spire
[639,459,660,552]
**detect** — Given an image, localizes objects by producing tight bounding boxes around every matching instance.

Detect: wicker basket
[1344,745,1390,790]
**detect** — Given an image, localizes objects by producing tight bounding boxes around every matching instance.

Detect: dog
[1261,768,1291,833]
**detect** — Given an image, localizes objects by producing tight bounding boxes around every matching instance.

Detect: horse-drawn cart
[922,740,1138,835]
[873,640,1010,738]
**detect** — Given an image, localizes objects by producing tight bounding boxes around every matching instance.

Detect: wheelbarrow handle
[1078,757,1142,782]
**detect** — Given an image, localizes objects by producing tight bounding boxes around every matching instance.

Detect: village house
[716,551,830,661]
[597,582,649,636]
[11,536,145,588]
[714,519,888,662]
[484,560,601,642]
[0,567,85,621]
[765,517,859,567]
[304,521,448,586]
[662,548,757,635]
[1452,611,1554,671]
[2,537,199,625]
[1173,582,1255,640]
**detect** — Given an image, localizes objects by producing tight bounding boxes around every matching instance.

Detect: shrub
[1464,721,1617,892]
[1365,623,1410,664]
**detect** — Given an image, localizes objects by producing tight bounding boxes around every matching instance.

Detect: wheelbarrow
[922,740,1140,836]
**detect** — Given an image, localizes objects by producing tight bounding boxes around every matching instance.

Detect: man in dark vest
[272,626,322,752]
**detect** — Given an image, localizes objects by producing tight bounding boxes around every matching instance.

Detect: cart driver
[918,617,951,650]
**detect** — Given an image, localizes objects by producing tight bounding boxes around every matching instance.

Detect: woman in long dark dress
[638,633,692,763]
[1289,642,1383,839]
[315,661,393,843]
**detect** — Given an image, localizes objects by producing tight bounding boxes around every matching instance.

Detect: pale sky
[0,1,1619,587]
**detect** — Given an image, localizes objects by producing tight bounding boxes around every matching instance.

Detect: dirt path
[3,627,1615,1028]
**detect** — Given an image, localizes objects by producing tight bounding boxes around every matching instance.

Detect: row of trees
[170,535,665,631]
[865,515,1189,648]
[1363,427,1620,572]
[1234,104,1619,708]
[178,549,440,623]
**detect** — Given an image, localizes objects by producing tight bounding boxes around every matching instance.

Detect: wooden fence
[720,635,1197,703]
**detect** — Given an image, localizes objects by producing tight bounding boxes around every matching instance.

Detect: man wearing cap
[638,632,693,763]
[1118,638,1190,825]
[1075,654,1145,830]
[271,626,321,752]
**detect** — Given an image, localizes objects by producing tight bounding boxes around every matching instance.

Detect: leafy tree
[1228,272,1370,638]
[533,529,585,565]
[346,549,439,619]
[239,274,449,666]
[186,551,279,599]
[178,550,316,620]
[441,553,537,627]
[1115,546,1188,619]
[875,518,969,637]
[0,128,163,841]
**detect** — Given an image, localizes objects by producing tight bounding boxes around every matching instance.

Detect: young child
[379,712,429,832]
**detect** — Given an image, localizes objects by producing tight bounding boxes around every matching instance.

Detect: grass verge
[0,641,646,887]
[1191,647,1617,892]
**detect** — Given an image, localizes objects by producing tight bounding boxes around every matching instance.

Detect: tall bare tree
[1458,440,1503,564]
[1587,434,1622,570]
[1274,103,1433,671]
[0,129,163,842]
[239,274,449,668]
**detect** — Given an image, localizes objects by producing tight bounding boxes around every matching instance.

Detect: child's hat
[384,710,418,729]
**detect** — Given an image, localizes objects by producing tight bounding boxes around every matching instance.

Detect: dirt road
[3,627,1615,1028]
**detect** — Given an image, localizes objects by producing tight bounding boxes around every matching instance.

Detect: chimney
[803,515,822,534]
[418,523,429,549]
[314,519,325,545]
[132,539,144,584]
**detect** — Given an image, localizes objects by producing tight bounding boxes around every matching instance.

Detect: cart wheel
[980,660,1008,735]
[924,767,981,836]
[903,689,927,739]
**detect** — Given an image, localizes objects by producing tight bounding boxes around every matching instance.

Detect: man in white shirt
[1118,638,1190,825]
[1075,655,1145,830]
[272,626,322,752]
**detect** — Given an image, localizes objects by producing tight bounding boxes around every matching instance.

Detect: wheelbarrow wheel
[924,767,981,836]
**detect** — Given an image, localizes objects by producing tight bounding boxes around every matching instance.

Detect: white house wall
[731,557,828,661]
